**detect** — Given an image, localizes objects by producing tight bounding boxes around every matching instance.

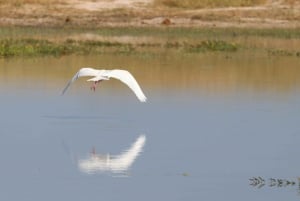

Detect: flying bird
[62,68,147,102]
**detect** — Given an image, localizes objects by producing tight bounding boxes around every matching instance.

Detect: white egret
[62,68,147,102]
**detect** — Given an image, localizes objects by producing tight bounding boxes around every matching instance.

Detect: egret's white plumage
[62,68,147,102]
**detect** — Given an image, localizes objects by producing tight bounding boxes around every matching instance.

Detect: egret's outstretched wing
[61,68,98,95]
[105,70,147,102]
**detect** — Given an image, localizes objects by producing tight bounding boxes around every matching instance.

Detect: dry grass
[1,26,300,57]
[284,0,298,6]
[0,0,299,28]
[153,0,267,9]
[153,0,300,8]
[0,0,63,3]
[0,0,298,8]
[0,0,64,6]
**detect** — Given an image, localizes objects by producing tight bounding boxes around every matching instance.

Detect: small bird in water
[62,68,147,102]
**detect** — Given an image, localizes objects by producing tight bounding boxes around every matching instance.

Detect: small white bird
[62,68,147,102]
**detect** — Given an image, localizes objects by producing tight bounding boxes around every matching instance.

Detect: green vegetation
[0,39,77,57]
[154,0,267,9]
[186,40,238,52]
[1,26,300,40]
[0,38,238,57]
[268,49,300,57]
[0,26,299,57]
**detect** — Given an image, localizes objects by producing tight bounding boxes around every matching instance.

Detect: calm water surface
[0,53,300,201]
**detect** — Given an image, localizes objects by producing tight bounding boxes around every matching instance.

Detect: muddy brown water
[0,52,299,200]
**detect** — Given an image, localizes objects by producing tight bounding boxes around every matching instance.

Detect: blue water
[0,55,299,201]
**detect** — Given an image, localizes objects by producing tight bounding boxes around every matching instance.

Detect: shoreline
[0,26,299,58]
[0,1,299,58]
[0,1,300,29]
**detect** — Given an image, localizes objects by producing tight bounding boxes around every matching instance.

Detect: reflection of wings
[78,135,146,174]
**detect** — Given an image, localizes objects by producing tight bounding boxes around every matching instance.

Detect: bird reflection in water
[78,135,146,175]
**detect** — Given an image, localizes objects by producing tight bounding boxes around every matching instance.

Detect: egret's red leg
[90,80,103,92]
[90,82,96,91]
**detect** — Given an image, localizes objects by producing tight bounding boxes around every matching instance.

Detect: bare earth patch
[0,0,299,28]
[68,0,153,10]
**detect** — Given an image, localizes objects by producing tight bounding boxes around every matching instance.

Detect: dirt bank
[0,0,300,28]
